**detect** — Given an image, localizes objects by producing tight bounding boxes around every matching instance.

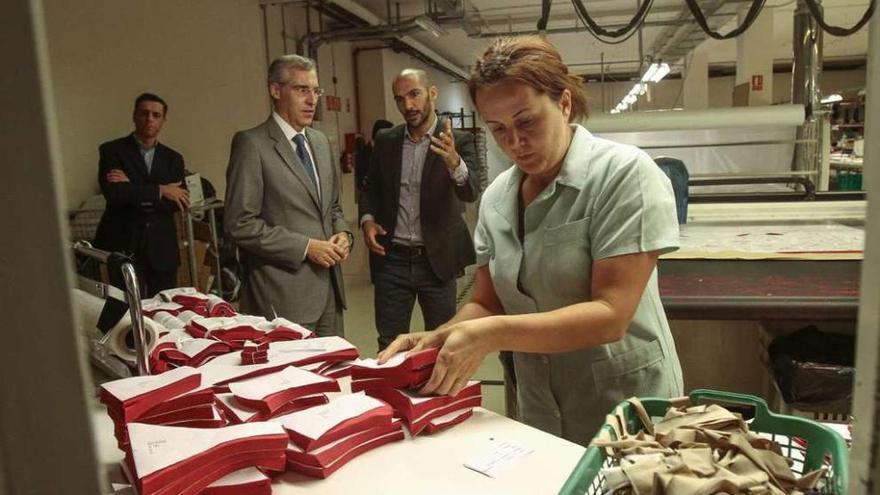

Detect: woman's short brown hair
[468,36,588,122]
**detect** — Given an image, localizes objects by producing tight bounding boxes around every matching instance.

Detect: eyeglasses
[284,84,325,97]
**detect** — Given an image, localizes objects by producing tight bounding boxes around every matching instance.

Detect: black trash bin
[768,326,855,414]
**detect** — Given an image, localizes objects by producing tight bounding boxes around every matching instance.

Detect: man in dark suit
[92,93,188,332]
[225,54,351,337]
[360,69,482,350]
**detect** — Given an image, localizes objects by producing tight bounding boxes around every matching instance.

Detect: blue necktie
[292,134,318,191]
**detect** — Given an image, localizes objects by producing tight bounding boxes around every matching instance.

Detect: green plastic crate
[559,389,849,495]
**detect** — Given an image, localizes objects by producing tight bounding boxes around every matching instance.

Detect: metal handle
[72,241,150,376]
[120,263,149,376]
[72,240,110,263]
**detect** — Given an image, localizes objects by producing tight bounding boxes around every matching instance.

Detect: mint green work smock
[474,125,684,446]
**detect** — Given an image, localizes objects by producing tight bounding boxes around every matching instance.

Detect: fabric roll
[73,289,163,365]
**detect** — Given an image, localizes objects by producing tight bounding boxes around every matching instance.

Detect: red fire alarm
[751,74,763,91]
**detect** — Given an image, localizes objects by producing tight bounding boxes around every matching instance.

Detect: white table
[92,399,586,494]
[273,407,585,494]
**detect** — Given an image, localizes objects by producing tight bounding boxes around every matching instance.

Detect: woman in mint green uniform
[379,36,683,446]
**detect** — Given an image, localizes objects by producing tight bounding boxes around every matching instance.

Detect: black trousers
[373,249,456,351]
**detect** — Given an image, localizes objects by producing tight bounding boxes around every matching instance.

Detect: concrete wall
[44,0,269,211]
[355,48,388,136]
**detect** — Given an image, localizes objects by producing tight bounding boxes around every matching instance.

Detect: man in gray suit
[225,54,352,337]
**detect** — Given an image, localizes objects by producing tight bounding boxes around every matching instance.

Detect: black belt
[389,243,426,257]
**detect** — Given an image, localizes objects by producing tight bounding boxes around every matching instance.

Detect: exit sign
[751,74,764,91]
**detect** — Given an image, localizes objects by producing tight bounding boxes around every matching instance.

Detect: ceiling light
[641,64,659,83]
[650,63,670,83]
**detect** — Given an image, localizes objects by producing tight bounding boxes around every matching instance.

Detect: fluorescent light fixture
[617,62,668,112]
[640,62,669,83]
[820,93,843,104]
[650,63,670,83]
[414,15,448,37]
[641,64,659,83]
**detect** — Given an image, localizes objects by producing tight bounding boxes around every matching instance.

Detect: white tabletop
[93,399,586,495]
[272,407,585,495]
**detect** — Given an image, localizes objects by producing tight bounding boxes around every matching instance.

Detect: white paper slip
[352,352,409,369]
[272,339,332,353]
[285,418,400,455]
[216,393,258,422]
[276,392,386,440]
[191,316,257,332]
[202,336,355,369]
[101,366,199,402]
[177,310,200,324]
[228,366,333,401]
[127,421,285,477]
[234,314,269,326]
[177,338,227,358]
[263,317,303,329]
[152,312,186,330]
[185,173,205,206]
[199,362,292,388]
[153,329,189,347]
[142,299,183,312]
[464,439,534,479]
[158,287,201,301]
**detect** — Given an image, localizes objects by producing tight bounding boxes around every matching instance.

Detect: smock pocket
[591,339,674,400]
[543,216,591,247]
[539,217,592,299]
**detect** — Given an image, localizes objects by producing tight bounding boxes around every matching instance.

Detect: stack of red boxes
[279,393,404,478]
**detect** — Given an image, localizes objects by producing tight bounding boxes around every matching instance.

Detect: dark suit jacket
[359,118,482,282]
[224,118,349,323]
[93,134,185,271]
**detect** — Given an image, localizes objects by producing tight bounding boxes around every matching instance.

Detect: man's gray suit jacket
[225,117,349,324]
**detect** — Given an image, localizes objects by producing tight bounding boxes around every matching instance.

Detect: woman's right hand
[376,329,450,364]
[379,318,497,397]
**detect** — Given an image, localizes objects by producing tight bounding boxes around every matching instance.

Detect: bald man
[359,69,482,350]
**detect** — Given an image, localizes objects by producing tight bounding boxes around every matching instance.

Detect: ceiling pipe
[327,0,469,79]
[265,0,469,79]
[475,18,711,38]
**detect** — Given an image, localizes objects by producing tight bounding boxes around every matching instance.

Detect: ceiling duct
[431,0,466,17]
[270,0,469,79]
[460,13,482,36]
[414,15,449,37]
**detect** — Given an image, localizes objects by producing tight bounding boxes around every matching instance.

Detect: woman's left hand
[419,319,494,397]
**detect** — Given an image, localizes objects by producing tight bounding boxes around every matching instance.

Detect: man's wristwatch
[345,231,354,246]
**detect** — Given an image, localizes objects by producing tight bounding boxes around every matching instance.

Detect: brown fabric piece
[679,448,717,477]
[592,398,829,495]
[622,455,669,495]
[654,404,747,438]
